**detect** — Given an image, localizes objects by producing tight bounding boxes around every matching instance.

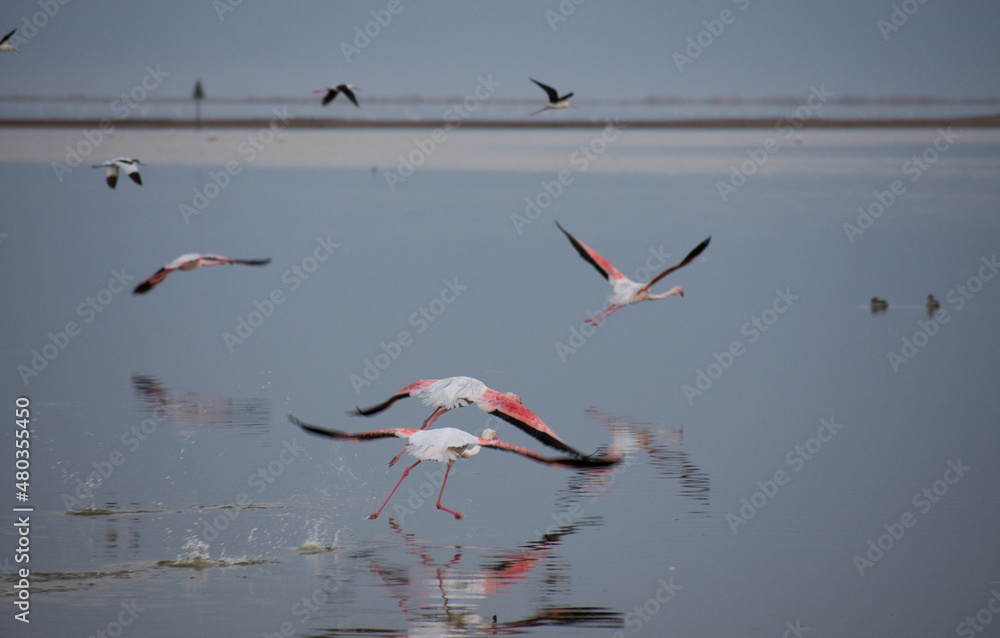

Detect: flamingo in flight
[133,253,271,295]
[530,79,573,115]
[0,29,17,53]
[289,415,619,520]
[556,222,711,326]
[351,376,584,458]
[92,158,143,189]
[314,84,359,107]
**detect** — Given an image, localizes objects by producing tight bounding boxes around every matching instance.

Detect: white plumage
[289,414,622,520]
[351,375,586,456]
[91,157,143,189]
[556,222,711,326]
[419,376,489,410]
[403,427,489,464]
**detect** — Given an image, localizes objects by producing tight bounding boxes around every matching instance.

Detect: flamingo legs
[369,460,421,520]
[368,460,464,520]
[420,406,449,430]
[388,449,406,467]
[435,464,463,519]
[586,304,624,326]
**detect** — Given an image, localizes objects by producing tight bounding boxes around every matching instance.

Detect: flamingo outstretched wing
[289,414,417,440]
[350,379,435,416]
[197,254,272,267]
[636,236,711,296]
[476,388,584,457]
[133,254,271,294]
[478,438,619,468]
[555,222,626,283]
[291,414,618,469]
[353,378,585,457]
[133,267,174,294]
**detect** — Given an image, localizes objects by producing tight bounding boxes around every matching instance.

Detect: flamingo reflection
[131,374,269,430]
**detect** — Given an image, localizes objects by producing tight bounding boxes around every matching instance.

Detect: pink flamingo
[530,78,573,115]
[133,253,271,295]
[288,414,620,520]
[556,222,710,326]
[351,376,583,457]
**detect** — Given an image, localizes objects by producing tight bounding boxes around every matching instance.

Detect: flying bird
[530,78,573,115]
[289,415,619,520]
[556,221,710,326]
[133,253,271,294]
[92,158,143,189]
[314,84,359,107]
[0,29,17,53]
[351,376,584,457]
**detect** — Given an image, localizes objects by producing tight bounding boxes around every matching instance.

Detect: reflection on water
[131,373,269,431]
[5,130,997,637]
[298,415,701,635]
[336,517,623,636]
[585,408,710,513]
[23,414,701,633]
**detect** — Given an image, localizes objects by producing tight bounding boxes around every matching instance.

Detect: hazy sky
[1,1,998,102]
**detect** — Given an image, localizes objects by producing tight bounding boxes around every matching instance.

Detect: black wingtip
[685,236,711,262]
[555,221,610,282]
[133,281,152,295]
[288,412,326,435]
[490,410,585,458]
[352,393,408,417]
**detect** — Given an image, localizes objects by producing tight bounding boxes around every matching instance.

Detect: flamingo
[314,84,359,107]
[133,253,271,294]
[529,79,573,115]
[351,376,584,458]
[289,415,620,520]
[92,158,143,189]
[0,29,17,53]
[556,222,711,326]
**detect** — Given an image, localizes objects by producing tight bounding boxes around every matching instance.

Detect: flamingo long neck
[460,445,482,459]
[647,287,682,300]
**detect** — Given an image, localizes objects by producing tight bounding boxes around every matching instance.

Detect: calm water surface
[1,127,998,636]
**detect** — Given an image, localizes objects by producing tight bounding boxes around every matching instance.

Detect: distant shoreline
[1,115,999,130]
